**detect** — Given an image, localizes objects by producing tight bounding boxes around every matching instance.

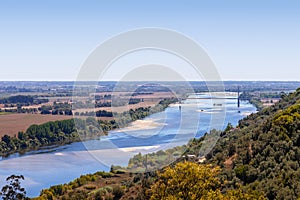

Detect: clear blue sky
[0,0,299,81]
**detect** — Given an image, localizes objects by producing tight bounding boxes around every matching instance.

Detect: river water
[0,93,256,197]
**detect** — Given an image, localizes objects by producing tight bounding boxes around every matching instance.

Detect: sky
[0,0,299,81]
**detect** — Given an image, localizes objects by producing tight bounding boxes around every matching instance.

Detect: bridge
[181,87,241,107]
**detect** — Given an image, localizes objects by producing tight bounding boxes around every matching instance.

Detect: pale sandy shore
[116,119,166,132]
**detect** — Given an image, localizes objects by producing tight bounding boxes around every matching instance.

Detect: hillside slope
[206,88,300,199]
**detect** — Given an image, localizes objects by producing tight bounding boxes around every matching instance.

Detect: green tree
[149,162,265,200]
[0,175,27,200]
[149,162,221,200]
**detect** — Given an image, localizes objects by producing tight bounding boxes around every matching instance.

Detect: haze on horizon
[0,0,299,81]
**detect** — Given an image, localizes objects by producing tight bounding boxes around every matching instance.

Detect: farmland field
[0,114,73,137]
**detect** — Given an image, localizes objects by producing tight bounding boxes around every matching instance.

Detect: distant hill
[206,88,300,199]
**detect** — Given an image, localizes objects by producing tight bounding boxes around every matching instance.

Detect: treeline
[0,95,48,106]
[94,94,111,101]
[0,107,38,114]
[71,101,111,109]
[111,98,142,107]
[74,110,113,117]
[0,117,115,157]
[0,119,78,157]
[39,103,73,115]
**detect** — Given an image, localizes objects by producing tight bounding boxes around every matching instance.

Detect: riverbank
[0,98,178,158]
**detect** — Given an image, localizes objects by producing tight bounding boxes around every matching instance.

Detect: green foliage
[39,103,73,116]
[38,171,127,200]
[149,162,221,200]
[0,118,101,157]
[127,146,184,172]
[0,175,28,200]
[127,136,206,172]
[0,95,48,107]
[149,162,265,200]
[0,95,34,104]
[206,88,300,199]
[224,123,234,132]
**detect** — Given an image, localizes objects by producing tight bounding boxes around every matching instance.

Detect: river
[0,92,256,197]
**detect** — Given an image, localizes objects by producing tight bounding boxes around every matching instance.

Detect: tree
[149,162,266,200]
[149,162,221,200]
[225,122,233,132]
[0,175,27,200]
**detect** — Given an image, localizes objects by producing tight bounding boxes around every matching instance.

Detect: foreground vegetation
[149,162,265,200]
[206,88,300,199]
[24,162,263,200]
[33,171,128,200]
